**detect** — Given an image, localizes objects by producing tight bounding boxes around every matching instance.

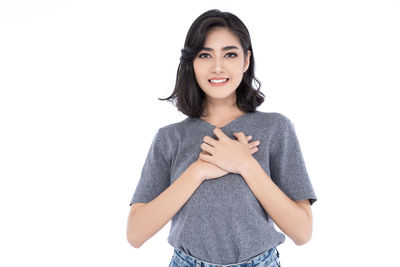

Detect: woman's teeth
[209,78,228,83]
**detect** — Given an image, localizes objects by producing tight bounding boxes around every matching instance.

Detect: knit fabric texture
[130,110,317,265]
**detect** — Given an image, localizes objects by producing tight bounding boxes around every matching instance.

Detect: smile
[208,78,229,86]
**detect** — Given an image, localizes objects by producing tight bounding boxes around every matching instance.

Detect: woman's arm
[126,162,203,248]
[239,157,313,246]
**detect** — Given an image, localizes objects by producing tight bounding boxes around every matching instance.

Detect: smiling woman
[158,9,265,120]
[192,27,251,115]
[127,8,317,267]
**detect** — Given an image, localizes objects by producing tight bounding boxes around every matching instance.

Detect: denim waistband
[171,246,279,267]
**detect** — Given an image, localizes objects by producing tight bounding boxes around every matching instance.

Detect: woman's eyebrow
[201,46,239,51]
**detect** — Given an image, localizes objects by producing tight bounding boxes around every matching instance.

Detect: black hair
[158,9,265,118]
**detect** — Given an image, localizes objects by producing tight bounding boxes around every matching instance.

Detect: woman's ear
[244,50,251,73]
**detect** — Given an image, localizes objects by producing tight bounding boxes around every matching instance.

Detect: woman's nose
[212,59,224,73]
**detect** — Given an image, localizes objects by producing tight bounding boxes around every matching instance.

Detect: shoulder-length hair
[158,9,265,118]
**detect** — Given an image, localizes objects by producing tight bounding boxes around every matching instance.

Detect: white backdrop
[1,0,399,266]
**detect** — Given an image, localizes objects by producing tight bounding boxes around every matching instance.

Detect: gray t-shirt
[130,110,317,265]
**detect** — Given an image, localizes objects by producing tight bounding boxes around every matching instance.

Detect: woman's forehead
[203,28,241,47]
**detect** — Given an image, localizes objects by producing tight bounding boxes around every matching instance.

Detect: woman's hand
[199,128,257,175]
[195,131,260,181]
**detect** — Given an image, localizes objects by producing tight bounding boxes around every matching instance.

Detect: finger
[203,135,218,147]
[199,151,213,163]
[213,127,227,140]
[249,140,260,148]
[200,142,214,155]
[247,135,252,141]
[233,132,247,144]
[249,146,259,155]
[200,150,212,156]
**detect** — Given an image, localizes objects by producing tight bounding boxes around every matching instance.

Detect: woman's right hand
[194,135,260,182]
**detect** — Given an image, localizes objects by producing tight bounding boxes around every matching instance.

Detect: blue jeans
[168,246,281,267]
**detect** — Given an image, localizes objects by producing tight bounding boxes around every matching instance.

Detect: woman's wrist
[190,161,206,183]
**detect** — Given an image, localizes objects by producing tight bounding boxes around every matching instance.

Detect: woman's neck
[200,106,246,127]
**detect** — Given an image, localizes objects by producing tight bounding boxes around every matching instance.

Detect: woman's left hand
[199,127,256,174]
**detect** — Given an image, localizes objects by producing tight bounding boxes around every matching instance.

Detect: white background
[1,0,399,266]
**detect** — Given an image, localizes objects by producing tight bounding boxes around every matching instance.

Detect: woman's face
[193,27,251,105]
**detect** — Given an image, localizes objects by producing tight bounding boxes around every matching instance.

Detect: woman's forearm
[239,156,312,245]
[127,162,203,248]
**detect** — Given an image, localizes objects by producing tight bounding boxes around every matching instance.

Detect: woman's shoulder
[154,117,193,140]
[253,110,291,128]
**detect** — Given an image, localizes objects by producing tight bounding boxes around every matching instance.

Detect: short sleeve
[129,128,171,206]
[269,119,317,205]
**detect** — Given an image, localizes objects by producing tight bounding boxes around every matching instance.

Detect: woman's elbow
[127,232,143,248]
[293,227,313,246]
[294,234,312,246]
[127,220,145,248]
[293,222,313,245]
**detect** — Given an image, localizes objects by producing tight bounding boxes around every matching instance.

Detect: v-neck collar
[192,111,255,129]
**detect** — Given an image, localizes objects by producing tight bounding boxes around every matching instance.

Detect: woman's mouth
[208,78,229,86]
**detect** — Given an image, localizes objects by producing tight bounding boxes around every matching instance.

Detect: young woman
[127,9,317,267]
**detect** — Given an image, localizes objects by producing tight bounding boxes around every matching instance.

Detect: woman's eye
[226,52,237,58]
[198,52,237,58]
